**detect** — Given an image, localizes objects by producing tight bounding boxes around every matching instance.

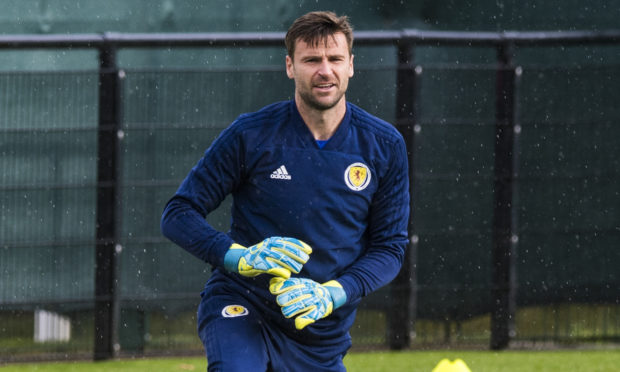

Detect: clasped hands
[223,237,346,329]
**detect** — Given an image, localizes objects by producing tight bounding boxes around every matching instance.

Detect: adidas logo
[270,165,292,180]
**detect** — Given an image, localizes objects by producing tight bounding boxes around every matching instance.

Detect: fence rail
[1,29,619,361]
[2,30,620,49]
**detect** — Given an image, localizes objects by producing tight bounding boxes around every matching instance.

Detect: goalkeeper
[161,10,409,372]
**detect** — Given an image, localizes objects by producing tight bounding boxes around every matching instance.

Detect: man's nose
[317,59,331,76]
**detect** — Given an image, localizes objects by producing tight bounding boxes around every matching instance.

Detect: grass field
[1,349,619,371]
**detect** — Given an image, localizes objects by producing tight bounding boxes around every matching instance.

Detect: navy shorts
[197,279,349,372]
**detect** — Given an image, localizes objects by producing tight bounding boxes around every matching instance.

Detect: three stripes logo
[270,165,292,180]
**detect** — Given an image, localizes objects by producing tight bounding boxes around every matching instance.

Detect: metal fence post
[388,41,418,350]
[490,41,519,350]
[94,42,121,360]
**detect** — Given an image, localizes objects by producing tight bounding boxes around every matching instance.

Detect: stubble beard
[298,87,346,112]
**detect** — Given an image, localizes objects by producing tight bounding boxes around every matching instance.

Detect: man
[161,11,409,372]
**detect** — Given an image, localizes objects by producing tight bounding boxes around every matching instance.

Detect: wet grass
[1,349,620,371]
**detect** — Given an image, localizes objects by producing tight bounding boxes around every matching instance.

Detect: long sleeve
[160,123,244,268]
[336,135,410,303]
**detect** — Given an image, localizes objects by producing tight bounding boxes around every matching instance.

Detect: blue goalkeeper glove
[269,277,347,330]
[223,237,312,279]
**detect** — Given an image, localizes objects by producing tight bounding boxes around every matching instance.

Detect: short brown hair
[285,11,354,58]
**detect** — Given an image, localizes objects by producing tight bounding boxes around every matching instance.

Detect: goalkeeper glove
[269,277,347,330]
[223,237,312,279]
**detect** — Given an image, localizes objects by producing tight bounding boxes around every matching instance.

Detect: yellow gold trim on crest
[221,304,249,318]
[344,162,371,191]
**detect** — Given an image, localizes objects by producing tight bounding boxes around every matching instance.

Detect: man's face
[286,32,354,111]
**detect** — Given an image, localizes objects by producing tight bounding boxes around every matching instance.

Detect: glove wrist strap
[323,280,347,309]
[223,243,245,272]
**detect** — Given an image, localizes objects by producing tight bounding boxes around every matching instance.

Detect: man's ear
[349,54,355,78]
[286,55,294,79]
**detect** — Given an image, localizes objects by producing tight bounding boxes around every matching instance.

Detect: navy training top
[161,100,409,342]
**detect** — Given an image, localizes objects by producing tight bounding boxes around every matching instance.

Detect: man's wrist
[223,243,245,272]
[323,280,347,309]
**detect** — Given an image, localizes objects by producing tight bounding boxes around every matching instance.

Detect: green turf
[1,350,619,371]
[344,350,620,372]
[0,358,205,371]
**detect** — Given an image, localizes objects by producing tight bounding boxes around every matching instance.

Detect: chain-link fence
[1,31,619,362]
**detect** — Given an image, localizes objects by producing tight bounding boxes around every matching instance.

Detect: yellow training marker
[432,358,472,372]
